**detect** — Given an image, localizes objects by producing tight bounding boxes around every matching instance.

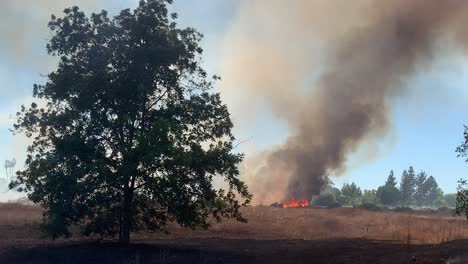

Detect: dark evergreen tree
[413,171,428,207]
[422,176,440,206]
[376,170,400,206]
[340,183,362,207]
[399,167,416,206]
[385,170,398,187]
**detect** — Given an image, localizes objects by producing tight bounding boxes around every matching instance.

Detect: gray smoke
[0,0,105,67]
[221,0,468,203]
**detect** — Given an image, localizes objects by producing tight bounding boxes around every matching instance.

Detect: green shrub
[357,203,382,211]
[311,193,337,207]
[327,202,341,208]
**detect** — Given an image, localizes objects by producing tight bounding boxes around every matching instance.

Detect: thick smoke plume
[221,1,468,204]
[0,0,104,67]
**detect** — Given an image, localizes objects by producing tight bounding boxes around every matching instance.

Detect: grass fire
[280,195,309,208]
[3,0,468,263]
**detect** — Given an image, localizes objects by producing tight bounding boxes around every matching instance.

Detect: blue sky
[1,0,468,198]
[342,66,468,192]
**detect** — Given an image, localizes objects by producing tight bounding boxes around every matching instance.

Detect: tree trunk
[120,187,134,244]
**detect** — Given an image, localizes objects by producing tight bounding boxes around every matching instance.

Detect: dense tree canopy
[311,193,337,207]
[339,183,362,206]
[413,171,428,206]
[361,190,378,205]
[11,0,250,243]
[385,170,398,188]
[455,126,468,218]
[376,171,400,206]
[399,168,416,206]
[313,167,449,209]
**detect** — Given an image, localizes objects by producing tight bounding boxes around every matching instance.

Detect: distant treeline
[312,166,456,209]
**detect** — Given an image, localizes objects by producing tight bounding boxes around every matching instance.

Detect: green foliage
[11,0,250,243]
[311,193,337,207]
[399,167,416,206]
[433,191,448,208]
[328,167,445,209]
[376,170,400,206]
[357,203,383,211]
[321,184,341,199]
[326,202,342,208]
[456,125,468,163]
[412,172,440,207]
[443,193,457,208]
[376,185,399,206]
[413,171,427,206]
[423,177,441,206]
[455,126,468,217]
[339,183,362,207]
[361,189,378,205]
[316,177,342,207]
[323,168,445,209]
[385,170,398,188]
[455,179,468,219]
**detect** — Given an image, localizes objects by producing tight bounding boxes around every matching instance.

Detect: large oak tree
[11,0,250,243]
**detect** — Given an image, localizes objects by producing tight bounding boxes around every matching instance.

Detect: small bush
[357,203,382,211]
[327,202,341,208]
[311,193,337,207]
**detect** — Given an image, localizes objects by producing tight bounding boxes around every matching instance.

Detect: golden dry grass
[0,203,43,226]
[162,206,468,244]
[1,203,468,245]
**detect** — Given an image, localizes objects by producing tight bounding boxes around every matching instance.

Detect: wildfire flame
[282,195,309,208]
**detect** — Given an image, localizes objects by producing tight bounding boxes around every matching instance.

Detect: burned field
[2,204,468,263]
[3,238,468,264]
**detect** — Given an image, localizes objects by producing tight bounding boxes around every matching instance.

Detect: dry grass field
[1,203,468,244]
[160,206,468,245]
[0,203,43,225]
[3,203,468,263]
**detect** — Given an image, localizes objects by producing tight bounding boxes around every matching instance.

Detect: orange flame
[282,195,309,208]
